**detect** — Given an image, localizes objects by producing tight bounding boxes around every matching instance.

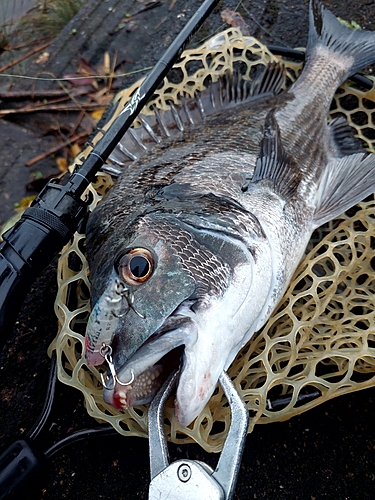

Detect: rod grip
[0,179,87,348]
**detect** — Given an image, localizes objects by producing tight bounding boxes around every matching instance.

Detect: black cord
[45,426,118,459]
[26,353,57,441]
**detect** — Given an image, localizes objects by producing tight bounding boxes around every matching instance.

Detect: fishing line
[240,1,298,48]
[0,67,153,82]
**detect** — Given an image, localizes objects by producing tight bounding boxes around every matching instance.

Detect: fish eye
[117,248,154,285]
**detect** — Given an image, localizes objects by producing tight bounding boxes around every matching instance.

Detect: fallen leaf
[104,52,111,75]
[36,51,50,64]
[220,8,250,36]
[1,195,37,238]
[91,109,105,120]
[17,195,37,209]
[70,143,81,158]
[56,157,69,172]
[63,73,96,86]
[77,58,98,75]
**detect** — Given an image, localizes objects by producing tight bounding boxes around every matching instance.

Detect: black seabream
[85,0,375,426]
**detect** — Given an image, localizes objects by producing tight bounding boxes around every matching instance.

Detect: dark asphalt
[1,1,375,499]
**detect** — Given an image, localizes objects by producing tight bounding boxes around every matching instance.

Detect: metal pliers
[148,371,249,499]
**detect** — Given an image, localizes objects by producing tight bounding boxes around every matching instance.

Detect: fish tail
[307,0,375,81]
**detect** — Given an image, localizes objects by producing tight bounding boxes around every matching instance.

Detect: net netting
[49,28,375,453]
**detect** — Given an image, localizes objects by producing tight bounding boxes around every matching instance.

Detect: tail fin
[307,0,375,79]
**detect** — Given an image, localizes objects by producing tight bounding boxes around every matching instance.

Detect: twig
[0,42,51,74]
[70,110,85,137]
[130,1,162,18]
[26,131,88,167]
[55,81,101,128]
[0,102,106,117]
[0,88,90,100]
[6,37,52,52]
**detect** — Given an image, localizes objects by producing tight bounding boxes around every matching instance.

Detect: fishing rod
[0,0,220,350]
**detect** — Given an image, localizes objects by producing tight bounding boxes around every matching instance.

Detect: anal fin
[314,152,375,227]
[328,116,365,157]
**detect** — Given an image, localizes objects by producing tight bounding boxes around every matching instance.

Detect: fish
[84,0,375,427]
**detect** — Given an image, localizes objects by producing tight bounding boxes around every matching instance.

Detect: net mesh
[49,28,375,453]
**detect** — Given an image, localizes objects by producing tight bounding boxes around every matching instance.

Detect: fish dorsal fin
[107,63,286,172]
[247,112,300,201]
[314,152,375,227]
[250,61,286,97]
[328,116,365,157]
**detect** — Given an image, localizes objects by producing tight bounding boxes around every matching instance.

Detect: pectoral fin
[313,152,375,227]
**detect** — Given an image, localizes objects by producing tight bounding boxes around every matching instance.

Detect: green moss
[337,17,362,30]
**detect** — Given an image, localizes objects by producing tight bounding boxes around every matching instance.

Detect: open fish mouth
[103,315,198,411]
[109,363,164,411]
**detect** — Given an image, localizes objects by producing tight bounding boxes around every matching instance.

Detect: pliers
[148,370,249,499]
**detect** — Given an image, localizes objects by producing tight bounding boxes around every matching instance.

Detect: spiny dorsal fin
[250,61,286,97]
[108,63,286,172]
[328,116,365,157]
[248,112,300,201]
[314,152,375,227]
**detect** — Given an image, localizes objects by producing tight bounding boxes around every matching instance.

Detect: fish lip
[103,314,197,411]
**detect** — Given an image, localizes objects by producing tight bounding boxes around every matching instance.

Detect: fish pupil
[130,256,150,278]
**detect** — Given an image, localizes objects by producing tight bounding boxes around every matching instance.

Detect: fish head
[86,212,268,426]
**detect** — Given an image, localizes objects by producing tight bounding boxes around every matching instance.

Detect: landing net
[49,28,375,452]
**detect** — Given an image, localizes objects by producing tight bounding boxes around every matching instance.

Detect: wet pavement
[1,1,375,499]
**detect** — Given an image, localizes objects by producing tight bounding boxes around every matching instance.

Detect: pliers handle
[148,370,249,499]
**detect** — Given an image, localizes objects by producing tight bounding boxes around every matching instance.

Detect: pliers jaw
[148,370,249,499]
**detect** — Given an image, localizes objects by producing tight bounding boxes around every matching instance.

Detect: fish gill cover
[49,28,375,452]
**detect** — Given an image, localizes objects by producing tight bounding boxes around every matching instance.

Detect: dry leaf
[36,52,50,64]
[17,195,37,209]
[220,8,250,36]
[104,52,111,75]
[56,157,68,172]
[70,143,81,158]
[77,58,97,75]
[91,109,105,120]
[63,73,96,86]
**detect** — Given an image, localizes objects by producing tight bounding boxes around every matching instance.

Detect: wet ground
[2,0,375,499]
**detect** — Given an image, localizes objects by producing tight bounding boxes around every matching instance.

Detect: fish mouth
[103,315,198,413]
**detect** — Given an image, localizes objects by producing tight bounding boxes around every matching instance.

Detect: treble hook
[99,343,135,390]
[125,291,146,319]
[111,279,146,319]
[116,369,135,386]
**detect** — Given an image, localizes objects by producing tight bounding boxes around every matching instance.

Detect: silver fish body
[85,0,375,426]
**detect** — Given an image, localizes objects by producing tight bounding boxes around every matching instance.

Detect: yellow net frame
[49,28,375,453]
